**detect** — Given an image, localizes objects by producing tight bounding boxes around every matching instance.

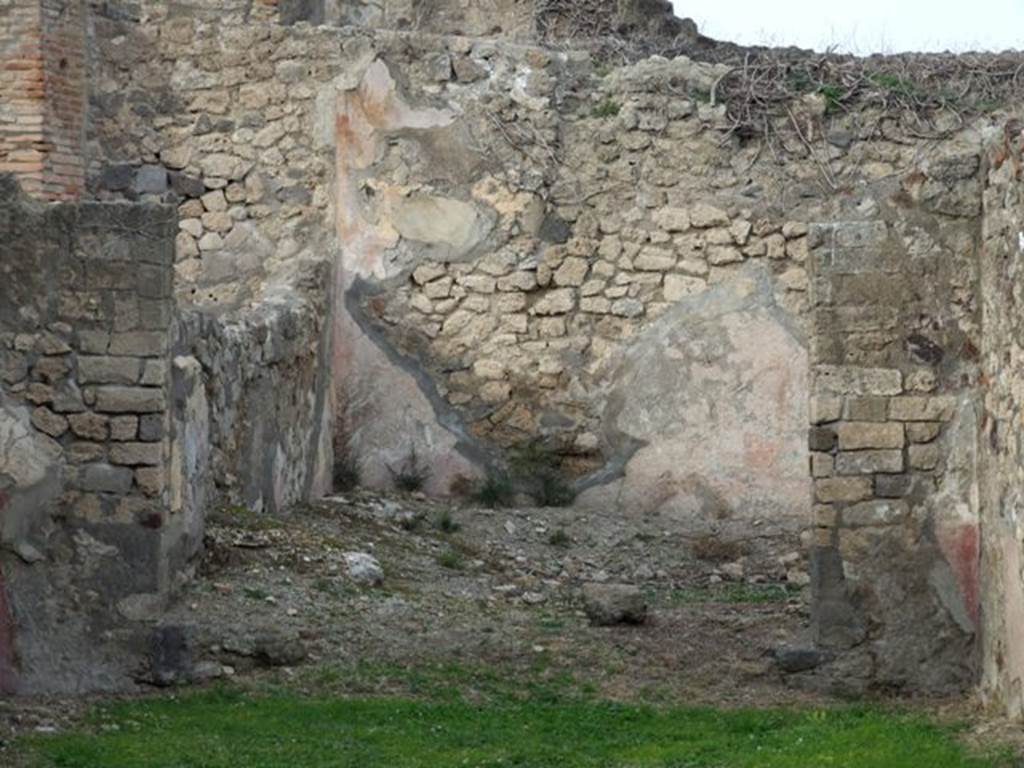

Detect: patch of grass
[387,445,431,493]
[817,83,845,113]
[242,587,270,601]
[474,471,515,508]
[667,583,798,605]
[591,99,621,118]
[547,528,571,548]
[436,548,465,570]
[17,686,1014,767]
[509,440,576,508]
[433,509,461,534]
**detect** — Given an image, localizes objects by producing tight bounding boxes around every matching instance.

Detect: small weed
[332,445,361,492]
[817,83,845,114]
[387,445,431,493]
[437,549,465,570]
[591,99,620,118]
[547,528,571,548]
[474,471,515,508]
[434,510,461,534]
[242,587,269,601]
[869,71,916,96]
[533,471,576,507]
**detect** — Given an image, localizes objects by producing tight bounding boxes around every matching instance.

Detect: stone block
[811,452,834,478]
[889,396,956,422]
[808,427,837,451]
[30,407,68,438]
[810,395,842,424]
[108,332,169,357]
[815,366,902,395]
[815,477,873,503]
[814,505,837,527]
[634,247,675,271]
[532,289,576,315]
[906,422,942,443]
[78,356,142,385]
[908,443,941,471]
[835,450,904,475]
[95,387,166,414]
[68,412,109,441]
[138,414,165,442]
[689,203,729,228]
[110,442,163,467]
[843,396,888,422]
[135,467,166,497]
[836,422,904,450]
[843,500,908,527]
[111,415,139,441]
[875,474,913,498]
[80,463,134,494]
[552,257,590,286]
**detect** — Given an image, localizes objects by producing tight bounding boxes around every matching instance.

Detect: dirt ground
[6,490,1010,758]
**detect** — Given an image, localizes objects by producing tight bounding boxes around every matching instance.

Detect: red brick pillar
[0,0,86,200]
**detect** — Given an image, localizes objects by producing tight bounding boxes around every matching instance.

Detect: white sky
[675,0,1024,54]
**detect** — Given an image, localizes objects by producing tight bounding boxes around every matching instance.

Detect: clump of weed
[547,528,571,548]
[533,471,576,507]
[332,445,361,492]
[399,513,426,532]
[689,535,750,564]
[387,445,431,493]
[510,440,576,508]
[474,471,515,509]
[437,549,465,570]
[591,99,620,118]
[434,510,461,534]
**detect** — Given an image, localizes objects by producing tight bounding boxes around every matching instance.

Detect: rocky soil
[1,490,822,755]
[164,491,815,702]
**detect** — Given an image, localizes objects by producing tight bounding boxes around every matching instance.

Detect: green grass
[664,583,799,605]
[17,686,1012,768]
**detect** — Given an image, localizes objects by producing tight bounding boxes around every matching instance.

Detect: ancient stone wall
[978,126,1024,717]
[0,174,189,692]
[805,155,984,694]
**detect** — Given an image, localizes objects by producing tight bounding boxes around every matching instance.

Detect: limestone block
[906,422,942,443]
[78,356,142,385]
[810,396,842,424]
[110,442,163,467]
[837,422,904,450]
[68,412,109,441]
[634,247,675,271]
[79,463,133,494]
[413,263,446,285]
[843,500,908,527]
[835,450,904,475]
[689,203,729,228]
[531,289,576,315]
[889,396,957,421]
[815,366,902,395]
[30,407,67,438]
[110,416,139,441]
[908,443,941,471]
[652,207,690,232]
[815,477,873,503]
[553,257,589,286]
[109,333,168,357]
[95,387,166,414]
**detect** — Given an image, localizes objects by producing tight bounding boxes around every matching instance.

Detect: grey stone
[80,463,134,494]
[581,583,647,626]
[134,165,169,195]
[345,552,384,586]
